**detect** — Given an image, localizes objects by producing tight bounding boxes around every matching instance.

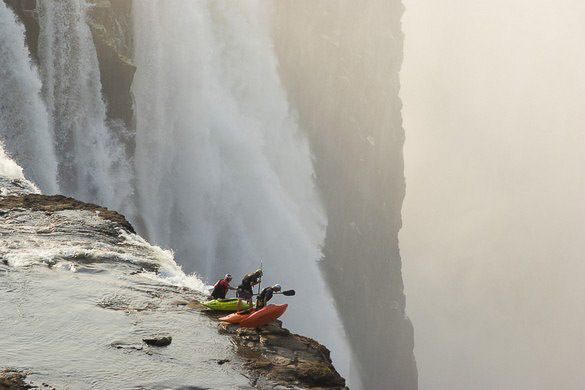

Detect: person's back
[210,274,234,299]
[238,270,261,292]
[236,269,263,311]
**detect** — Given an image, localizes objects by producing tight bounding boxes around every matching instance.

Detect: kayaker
[210,274,236,300]
[236,269,263,311]
[256,284,282,309]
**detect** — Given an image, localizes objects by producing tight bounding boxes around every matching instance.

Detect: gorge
[0,1,415,388]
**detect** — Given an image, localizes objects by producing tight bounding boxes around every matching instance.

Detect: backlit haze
[401,1,585,389]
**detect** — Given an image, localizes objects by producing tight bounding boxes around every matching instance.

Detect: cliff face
[86,0,135,133]
[4,0,135,133]
[273,2,417,389]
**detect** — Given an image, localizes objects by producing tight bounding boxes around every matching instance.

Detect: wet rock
[217,319,346,389]
[86,0,136,133]
[0,195,135,233]
[0,369,31,390]
[218,322,238,335]
[143,335,172,347]
[295,360,345,387]
[258,321,291,336]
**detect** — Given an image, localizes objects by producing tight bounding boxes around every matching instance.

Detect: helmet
[225,274,232,280]
[255,269,263,276]
[273,284,282,292]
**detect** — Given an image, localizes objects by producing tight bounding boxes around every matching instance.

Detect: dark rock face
[274,1,417,389]
[0,194,135,233]
[216,320,346,389]
[142,335,172,347]
[86,0,136,134]
[3,0,136,134]
[0,369,31,390]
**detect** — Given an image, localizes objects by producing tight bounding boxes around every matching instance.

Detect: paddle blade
[281,289,295,296]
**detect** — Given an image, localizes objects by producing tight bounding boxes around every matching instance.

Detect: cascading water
[0,0,354,383]
[132,0,352,379]
[36,0,133,216]
[0,1,58,193]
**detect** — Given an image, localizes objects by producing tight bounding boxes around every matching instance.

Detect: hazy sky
[401,1,585,389]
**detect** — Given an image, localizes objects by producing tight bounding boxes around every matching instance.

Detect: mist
[401,1,585,389]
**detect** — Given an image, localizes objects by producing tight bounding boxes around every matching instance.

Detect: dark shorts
[236,288,253,300]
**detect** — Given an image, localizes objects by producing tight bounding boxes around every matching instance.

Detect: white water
[0,0,352,381]
[132,0,351,378]
[0,142,26,182]
[37,0,133,215]
[0,2,58,193]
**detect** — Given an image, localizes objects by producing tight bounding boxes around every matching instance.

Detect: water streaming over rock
[0,143,251,389]
[37,0,133,215]
[0,0,354,383]
[132,0,352,378]
[0,1,58,193]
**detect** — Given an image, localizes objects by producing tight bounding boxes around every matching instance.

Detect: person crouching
[256,284,282,309]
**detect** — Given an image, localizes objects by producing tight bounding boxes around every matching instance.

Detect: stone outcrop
[142,335,172,347]
[230,325,346,389]
[202,307,347,390]
[274,1,417,388]
[0,194,135,233]
[0,369,30,390]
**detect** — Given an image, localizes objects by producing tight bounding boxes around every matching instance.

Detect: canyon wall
[4,1,418,387]
[273,2,417,389]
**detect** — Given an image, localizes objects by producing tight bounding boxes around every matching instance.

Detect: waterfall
[0,1,58,193]
[37,0,133,215]
[132,0,351,376]
[1,0,353,380]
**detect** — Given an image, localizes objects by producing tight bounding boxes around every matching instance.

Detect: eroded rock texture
[212,317,347,390]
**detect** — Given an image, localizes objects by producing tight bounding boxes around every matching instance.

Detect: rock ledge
[0,194,135,233]
[204,307,346,390]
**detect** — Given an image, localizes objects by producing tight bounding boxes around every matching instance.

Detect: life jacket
[211,278,230,299]
[256,286,274,308]
[238,272,260,292]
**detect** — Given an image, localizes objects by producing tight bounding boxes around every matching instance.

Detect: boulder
[0,369,31,390]
[142,335,172,347]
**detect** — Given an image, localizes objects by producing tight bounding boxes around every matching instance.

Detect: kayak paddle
[252,289,295,296]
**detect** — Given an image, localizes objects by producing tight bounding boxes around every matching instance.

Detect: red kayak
[240,304,288,328]
[219,310,254,324]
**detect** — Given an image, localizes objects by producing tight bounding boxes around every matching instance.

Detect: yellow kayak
[202,298,250,311]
